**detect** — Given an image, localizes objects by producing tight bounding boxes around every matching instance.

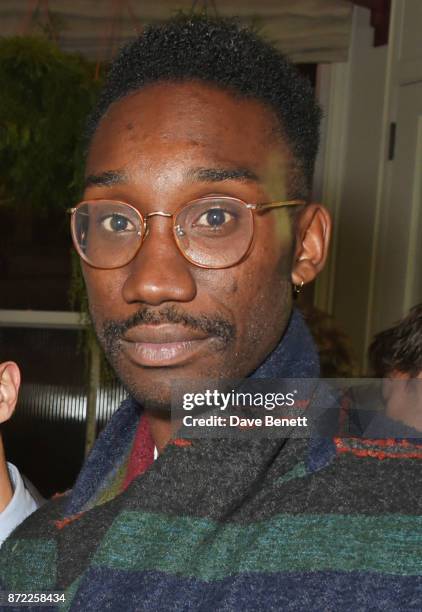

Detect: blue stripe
[70,567,422,612]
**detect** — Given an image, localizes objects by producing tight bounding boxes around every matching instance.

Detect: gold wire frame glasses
[67,196,305,270]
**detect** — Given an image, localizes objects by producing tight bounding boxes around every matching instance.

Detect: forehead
[86,81,289,184]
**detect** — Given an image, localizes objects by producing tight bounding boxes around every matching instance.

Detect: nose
[121,216,197,306]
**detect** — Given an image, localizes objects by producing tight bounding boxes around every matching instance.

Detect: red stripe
[335,436,422,449]
[171,438,193,448]
[334,437,422,459]
[122,414,155,491]
[54,512,84,530]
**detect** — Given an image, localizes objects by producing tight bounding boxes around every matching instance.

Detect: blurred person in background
[369,303,422,431]
[0,362,43,546]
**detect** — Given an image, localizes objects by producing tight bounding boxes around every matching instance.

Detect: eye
[101,213,136,233]
[194,208,235,229]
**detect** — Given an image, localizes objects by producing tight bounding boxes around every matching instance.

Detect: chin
[117,373,173,410]
[116,362,232,414]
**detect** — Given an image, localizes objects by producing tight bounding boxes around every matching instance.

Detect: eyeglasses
[68,196,305,270]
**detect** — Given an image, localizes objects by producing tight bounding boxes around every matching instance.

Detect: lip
[121,325,213,367]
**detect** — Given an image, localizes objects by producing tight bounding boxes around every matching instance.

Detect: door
[373,80,422,332]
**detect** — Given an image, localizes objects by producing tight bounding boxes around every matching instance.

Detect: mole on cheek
[229,279,238,294]
[217,278,239,296]
[126,122,134,131]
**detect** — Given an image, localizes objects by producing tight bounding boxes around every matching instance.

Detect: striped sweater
[1,310,421,611]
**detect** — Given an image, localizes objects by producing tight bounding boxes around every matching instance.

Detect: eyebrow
[187,166,259,183]
[84,165,259,189]
[84,170,127,189]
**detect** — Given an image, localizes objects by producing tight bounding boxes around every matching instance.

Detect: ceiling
[0,0,355,64]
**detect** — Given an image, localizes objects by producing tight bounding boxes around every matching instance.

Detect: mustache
[99,305,236,351]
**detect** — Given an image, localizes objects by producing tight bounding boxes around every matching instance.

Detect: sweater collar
[249,308,320,380]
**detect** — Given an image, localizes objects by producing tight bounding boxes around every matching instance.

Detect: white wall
[314,0,422,372]
[314,6,388,371]
[368,0,422,342]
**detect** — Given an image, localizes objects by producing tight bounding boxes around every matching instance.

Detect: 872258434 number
[0,592,66,606]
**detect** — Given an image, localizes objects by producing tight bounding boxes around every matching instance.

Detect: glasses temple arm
[250,199,306,212]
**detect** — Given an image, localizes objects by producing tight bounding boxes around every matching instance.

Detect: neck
[144,409,173,455]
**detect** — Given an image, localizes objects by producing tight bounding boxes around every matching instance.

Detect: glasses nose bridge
[144,210,174,220]
[142,210,173,236]
[142,210,176,239]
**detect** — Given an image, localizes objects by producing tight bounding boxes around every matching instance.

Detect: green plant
[0,36,102,235]
[0,35,109,378]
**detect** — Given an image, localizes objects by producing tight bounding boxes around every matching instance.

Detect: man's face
[82,81,298,409]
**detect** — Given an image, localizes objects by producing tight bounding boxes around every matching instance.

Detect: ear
[0,362,21,423]
[291,203,331,286]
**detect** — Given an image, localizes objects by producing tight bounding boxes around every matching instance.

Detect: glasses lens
[174,198,253,268]
[71,201,142,268]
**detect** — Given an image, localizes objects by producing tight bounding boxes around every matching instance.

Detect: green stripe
[275,460,307,484]
[95,459,128,507]
[93,511,422,579]
[0,539,56,590]
[60,576,82,612]
[86,446,132,510]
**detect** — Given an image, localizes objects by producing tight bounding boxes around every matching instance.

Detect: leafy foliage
[300,304,358,377]
[0,35,105,365]
[0,36,102,213]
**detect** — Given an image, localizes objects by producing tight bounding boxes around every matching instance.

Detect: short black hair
[369,303,422,377]
[86,14,321,199]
